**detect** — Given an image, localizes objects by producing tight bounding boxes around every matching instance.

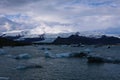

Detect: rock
[41,47,46,50]
[41,47,51,50]
[46,48,51,50]
[107,46,111,49]
[0,77,10,80]
[87,56,105,63]
[14,53,31,60]
[112,59,120,64]
[0,46,3,48]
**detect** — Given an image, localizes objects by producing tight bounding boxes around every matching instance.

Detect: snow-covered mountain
[91,27,120,38]
[1,30,30,37]
[0,16,120,41]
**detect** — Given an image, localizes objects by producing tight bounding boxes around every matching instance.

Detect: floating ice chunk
[5,54,14,58]
[61,45,68,47]
[56,52,88,58]
[14,53,31,59]
[0,49,6,55]
[44,50,55,58]
[56,53,71,58]
[81,45,85,47]
[0,77,10,80]
[83,48,92,53]
[15,65,27,70]
[44,51,89,58]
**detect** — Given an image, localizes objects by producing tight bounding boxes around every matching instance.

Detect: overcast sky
[0,0,120,34]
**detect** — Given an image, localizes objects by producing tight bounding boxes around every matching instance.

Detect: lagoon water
[0,45,120,80]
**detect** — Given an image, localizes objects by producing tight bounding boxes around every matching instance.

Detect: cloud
[0,0,120,33]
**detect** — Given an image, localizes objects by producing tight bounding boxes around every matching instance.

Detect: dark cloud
[0,0,39,7]
[0,0,120,33]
